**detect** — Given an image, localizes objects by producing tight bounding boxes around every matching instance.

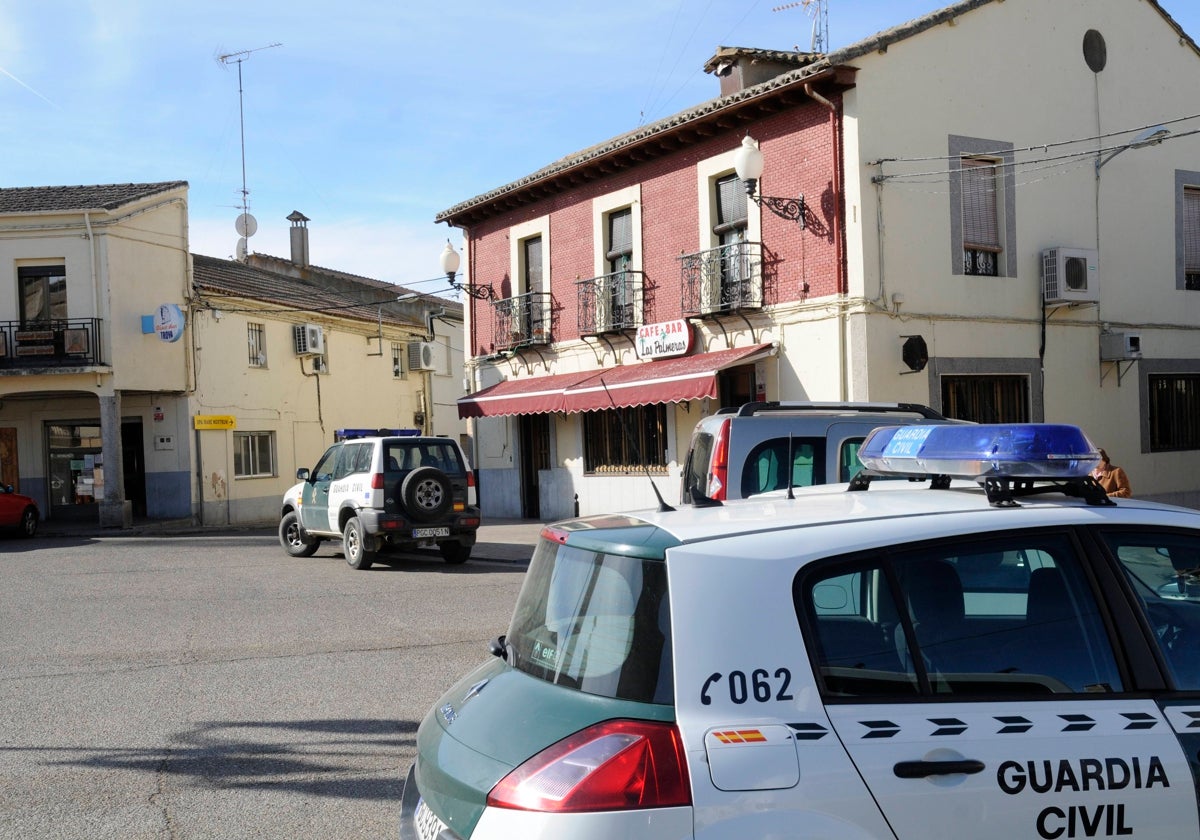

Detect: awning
[560,343,776,413]
[457,369,599,418]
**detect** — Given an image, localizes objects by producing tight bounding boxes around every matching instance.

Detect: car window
[681,433,714,502]
[741,437,824,497]
[507,538,672,705]
[352,443,374,474]
[332,443,365,480]
[838,439,865,482]
[310,446,339,482]
[1101,530,1200,690]
[799,532,1123,698]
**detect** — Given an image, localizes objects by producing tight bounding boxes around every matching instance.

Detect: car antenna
[786,433,796,499]
[600,378,675,512]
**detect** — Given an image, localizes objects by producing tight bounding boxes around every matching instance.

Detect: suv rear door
[800,528,1197,840]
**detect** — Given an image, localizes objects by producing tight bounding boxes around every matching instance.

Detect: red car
[0,485,39,537]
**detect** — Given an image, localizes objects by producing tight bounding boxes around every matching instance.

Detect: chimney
[288,210,310,267]
[703,47,819,96]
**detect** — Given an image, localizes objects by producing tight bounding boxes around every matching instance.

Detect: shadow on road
[17,717,419,801]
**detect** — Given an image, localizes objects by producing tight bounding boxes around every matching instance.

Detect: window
[1149,373,1200,451]
[391,343,406,379]
[605,208,634,329]
[799,532,1122,698]
[1102,530,1200,689]
[18,265,67,325]
[714,174,750,304]
[233,432,275,478]
[950,136,1015,277]
[522,236,543,295]
[247,323,266,367]
[1184,185,1200,291]
[941,374,1029,422]
[741,437,824,497]
[583,405,668,474]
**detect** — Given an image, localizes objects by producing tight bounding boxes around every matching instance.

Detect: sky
[2,0,1198,301]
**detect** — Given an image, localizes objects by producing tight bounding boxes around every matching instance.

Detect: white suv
[402,423,1200,839]
[279,432,479,569]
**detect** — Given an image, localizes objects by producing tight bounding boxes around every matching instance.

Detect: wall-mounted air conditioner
[1100,331,1142,361]
[1042,248,1099,305]
[293,323,325,355]
[408,341,437,372]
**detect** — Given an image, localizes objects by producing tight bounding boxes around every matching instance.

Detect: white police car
[401,424,1200,839]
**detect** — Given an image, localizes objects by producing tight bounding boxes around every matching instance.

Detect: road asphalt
[36,515,547,564]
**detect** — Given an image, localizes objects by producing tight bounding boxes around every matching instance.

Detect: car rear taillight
[466,470,476,487]
[371,473,385,490]
[707,417,731,501]
[487,719,690,813]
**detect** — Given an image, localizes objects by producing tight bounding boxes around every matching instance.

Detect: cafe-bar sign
[636,319,693,360]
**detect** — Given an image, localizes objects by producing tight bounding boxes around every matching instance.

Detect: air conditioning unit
[1042,248,1099,305]
[1100,331,1142,361]
[408,341,437,372]
[311,355,329,374]
[293,323,325,355]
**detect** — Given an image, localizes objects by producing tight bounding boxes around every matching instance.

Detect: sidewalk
[37,516,547,564]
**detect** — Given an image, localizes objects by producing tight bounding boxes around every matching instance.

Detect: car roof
[555,481,1200,560]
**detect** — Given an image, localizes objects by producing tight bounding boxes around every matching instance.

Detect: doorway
[518,414,551,519]
[0,428,18,489]
[122,419,146,518]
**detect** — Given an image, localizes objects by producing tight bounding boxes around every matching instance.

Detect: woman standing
[1092,448,1132,498]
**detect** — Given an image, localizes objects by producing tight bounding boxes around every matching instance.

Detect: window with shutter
[961,158,1000,277]
[1185,186,1200,291]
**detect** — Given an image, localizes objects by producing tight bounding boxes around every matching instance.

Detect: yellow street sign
[193,415,237,430]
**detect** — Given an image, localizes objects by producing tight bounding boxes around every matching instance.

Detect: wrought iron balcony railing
[679,241,763,317]
[0,319,104,369]
[575,270,644,335]
[493,291,552,351]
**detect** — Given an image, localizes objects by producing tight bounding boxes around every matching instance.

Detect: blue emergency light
[858,423,1101,480]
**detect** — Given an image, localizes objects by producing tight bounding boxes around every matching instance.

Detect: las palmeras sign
[636,319,693,359]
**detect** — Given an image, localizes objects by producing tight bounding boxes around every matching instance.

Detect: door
[518,414,550,519]
[300,445,338,533]
[121,419,146,518]
[801,530,1198,840]
[0,428,18,489]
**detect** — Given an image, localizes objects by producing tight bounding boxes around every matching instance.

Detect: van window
[741,437,824,497]
[682,432,714,503]
[507,538,672,704]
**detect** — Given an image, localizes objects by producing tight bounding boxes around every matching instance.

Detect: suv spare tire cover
[400,466,453,522]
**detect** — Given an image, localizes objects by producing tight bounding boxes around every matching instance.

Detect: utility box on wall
[1100,332,1142,361]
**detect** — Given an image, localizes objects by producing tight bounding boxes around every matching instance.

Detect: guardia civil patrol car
[401,423,1200,840]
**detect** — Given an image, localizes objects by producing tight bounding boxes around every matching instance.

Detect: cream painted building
[0,184,465,527]
[439,0,1200,519]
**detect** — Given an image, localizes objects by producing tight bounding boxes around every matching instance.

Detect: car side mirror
[296,468,311,482]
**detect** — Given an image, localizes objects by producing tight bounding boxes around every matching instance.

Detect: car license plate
[412,527,450,538]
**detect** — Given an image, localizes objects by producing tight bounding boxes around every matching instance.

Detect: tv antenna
[773,0,829,53]
[217,42,281,259]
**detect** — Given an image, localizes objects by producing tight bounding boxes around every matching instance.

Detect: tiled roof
[0,181,188,214]
[191,253,459,329]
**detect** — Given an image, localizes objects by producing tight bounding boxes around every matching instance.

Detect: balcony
[576,270,644,335]
[680,241,763,318]
[494,291,552,352]
[0,319,104,370]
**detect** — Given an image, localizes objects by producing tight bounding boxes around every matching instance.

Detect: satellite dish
[235,213,258,237]
[236,237,248,260]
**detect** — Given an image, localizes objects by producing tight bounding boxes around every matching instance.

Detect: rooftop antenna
[217,42,281,260]
[772,0,829,53]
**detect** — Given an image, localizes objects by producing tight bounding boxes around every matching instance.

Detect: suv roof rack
[729,401,948,419]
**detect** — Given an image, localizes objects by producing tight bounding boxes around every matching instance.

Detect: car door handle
[893,759,985,779]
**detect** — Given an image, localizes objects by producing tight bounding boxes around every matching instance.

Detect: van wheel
[279,511,319,557]
[439,541,471,565]
[343,518,375,570]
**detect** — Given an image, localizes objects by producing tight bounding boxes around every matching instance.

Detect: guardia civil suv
[403,423,1200,839]
[279,431,479,569]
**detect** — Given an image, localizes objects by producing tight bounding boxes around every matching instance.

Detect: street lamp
[440,241,496,300]
[733,135,808,229]
[1095,125,1170,175]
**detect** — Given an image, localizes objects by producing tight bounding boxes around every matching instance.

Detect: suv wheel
[438,541,471,565]
[400,467,453,523]
[343,517,376,570]
[279,511,320,557]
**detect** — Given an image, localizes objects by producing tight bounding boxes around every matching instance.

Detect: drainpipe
[804,82,848,400]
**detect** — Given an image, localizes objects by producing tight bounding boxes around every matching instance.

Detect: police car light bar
[853,423,1114,506]
[858,423,1101,480]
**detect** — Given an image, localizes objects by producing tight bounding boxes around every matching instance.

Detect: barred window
[583,405,668,474]
[233,431,275,478]
[392,343,406,379]
[1149,373,1200,452]
[941,375,1029,423]
[247,323,266,367]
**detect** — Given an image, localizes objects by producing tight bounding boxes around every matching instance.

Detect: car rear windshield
[506,537,673,705]
[384,441,464,474]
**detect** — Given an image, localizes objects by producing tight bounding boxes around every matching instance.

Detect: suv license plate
[412,527,450,538]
